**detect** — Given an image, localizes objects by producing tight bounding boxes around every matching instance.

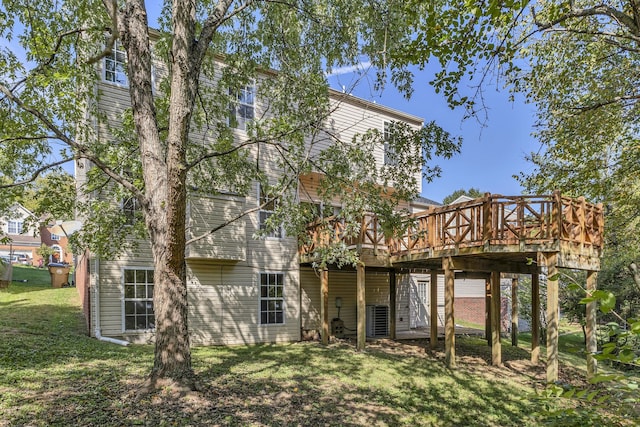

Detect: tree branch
[0,83,143,200]
[534,4,640,39]
[86,0,120,65]
[194,0,239,65]
[571,93,640,112]
[0,135,53,143]
[0,157,74,189]
[628,262,640,292]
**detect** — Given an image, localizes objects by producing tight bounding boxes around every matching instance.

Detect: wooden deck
[299,191,604,271]
[300,192,604,382]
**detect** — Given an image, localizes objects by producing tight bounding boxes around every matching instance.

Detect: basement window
[123,268,155,331]
[260,272,284,325]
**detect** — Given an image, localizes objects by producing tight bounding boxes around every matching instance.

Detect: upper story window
[50,233,60,241]
[383,121,398,166]
[122,197,142,225]
[259,185,282,238]
[7,220,23,235]
[104,39,128,86]
[229,86,255,130]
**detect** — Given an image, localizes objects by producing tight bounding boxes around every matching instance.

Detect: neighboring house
[40,225,73,265]
[0,203,40,264]
[0,203,73,267]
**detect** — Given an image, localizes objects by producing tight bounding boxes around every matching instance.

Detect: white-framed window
[50,233,60,241]
[122,196,142,225]
[123,268,154,331]
[260,272,284,325]
[229,85,255,130]
[104,39,128,86]
[7,220,23,235]
[383,120,398,166]
[259,185,282,238]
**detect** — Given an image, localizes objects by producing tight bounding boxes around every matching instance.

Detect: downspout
[92,239,129,346]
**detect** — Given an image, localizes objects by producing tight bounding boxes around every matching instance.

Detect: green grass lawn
[9,264,52,284]
[1,266,637,426]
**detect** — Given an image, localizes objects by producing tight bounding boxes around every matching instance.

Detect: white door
[410,280,429,328]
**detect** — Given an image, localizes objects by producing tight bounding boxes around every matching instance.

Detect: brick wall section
[455,297,512,330]
[455,297,485,326]
[75,250,91,334]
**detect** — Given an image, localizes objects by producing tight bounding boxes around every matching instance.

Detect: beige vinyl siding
[95,242,155,339]
[300,268,321,331]
[300,267,390,334]
[187,261,300,345]
[318,94,424,195]
[396,273,412,333]
[455,278,486,298]
[186,194,246,261]
[86,52,427,346]
[245,178,300,271]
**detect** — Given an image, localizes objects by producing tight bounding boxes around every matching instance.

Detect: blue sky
[326,67,540,203]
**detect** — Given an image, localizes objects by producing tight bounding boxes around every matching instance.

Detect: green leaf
[618,349,636,363]
[566,282,582,291]
[588,374,618,384]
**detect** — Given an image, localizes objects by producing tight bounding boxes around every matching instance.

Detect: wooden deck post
[511,277,519,347]
[389,269,396,340]
[586,271,598,378]
[542,252,559,383]
[491,271,502,366]
[485,276,492,346]
[531,273,540,364]
[427,207,436,248]
[356,263,366,351]
[320,268,329,345]
[443,257,455,368]
[482,192,493,242]
[430,270,438,349]
[551,190,562,239]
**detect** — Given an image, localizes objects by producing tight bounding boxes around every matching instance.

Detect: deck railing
[299,213,388,256]
[299,192,604,259]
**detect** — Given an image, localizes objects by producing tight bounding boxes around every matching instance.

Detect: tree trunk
[117,0,235,388]
[119,0,200,388]
[148,0,199,387]
[629,262,640,293]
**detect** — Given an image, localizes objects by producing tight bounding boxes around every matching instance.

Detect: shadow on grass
[0,283,598,427]
[159,342,541,426]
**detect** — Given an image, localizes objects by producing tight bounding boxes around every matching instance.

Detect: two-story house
[0,203,40,264]
[0,203,73,267]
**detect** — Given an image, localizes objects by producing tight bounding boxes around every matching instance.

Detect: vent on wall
[366,305,389,337]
